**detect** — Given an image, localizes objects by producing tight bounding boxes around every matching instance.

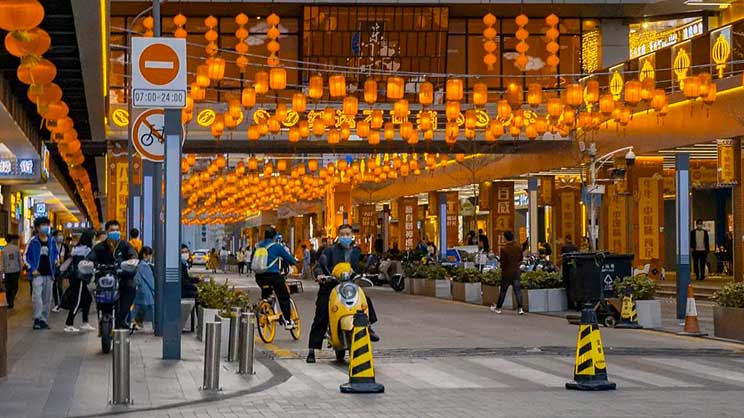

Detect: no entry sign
[131,37,187,108]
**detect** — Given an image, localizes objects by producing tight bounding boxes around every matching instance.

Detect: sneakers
[490,304,502,314]
[368,327,380,342]
[52,306,62,313]
[80,323,96,331]
[39,321,50,330]
[306,350,316,364]
[33,319,41,330]
[64,326,80,333]
[284,320,296,330]
[518,308,525,315]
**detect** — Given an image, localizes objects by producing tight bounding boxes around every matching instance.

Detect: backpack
[251,243,277,274]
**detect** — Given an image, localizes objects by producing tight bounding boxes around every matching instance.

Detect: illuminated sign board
[40,144,49,181]
[630,19,703,59]
[34,202,47,218]
[0,158,39,180]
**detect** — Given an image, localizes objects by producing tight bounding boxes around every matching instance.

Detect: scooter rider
[86,220,138,329]
[306,224,380,364]
[253,227,297,329]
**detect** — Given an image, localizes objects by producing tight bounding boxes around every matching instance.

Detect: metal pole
[528,177,539,254]
[589,156,597,251]
[227,307,242,362]
[237,312,255,375]
[112,330,131,404]
[382,205,390,253]
[676,153,691,319]
[202,321,221,390]
[438,192,447,261]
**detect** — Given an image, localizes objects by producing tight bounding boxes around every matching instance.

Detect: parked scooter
[319,262,374,362]
[78,259,139,353]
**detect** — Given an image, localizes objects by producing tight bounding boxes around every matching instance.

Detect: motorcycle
[363,254,405,292]
[79,259,139,353]
[520,255,557,273]
[320,271,374,362]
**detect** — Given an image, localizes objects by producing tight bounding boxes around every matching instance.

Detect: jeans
[133,304,153,325]
[32,275,54,323]
[52,274,64,307]
[117,284,136,329]
[4,272,20,308]
[692,251,707,280]
[496,276,523,309]
[220,257,228,272]
[255,272,293,321]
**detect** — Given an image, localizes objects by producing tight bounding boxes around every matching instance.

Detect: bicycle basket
[95,275,119,304]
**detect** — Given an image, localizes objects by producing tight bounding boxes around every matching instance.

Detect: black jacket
[181,260,198,299]
[690,228,710,252]
[314,244,361,277]
[87,239,138,266]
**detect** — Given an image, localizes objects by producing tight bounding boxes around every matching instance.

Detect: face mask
[181,253,190,261]
[339,236,353,248]
[40,226,51,235]
[108,231,121,241]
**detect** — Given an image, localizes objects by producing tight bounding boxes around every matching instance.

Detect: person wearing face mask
[25,217,59,330]
[306,224,379,364]
[181,245,199,299]
[62,230,95,332]
[252,227,297,329]
[52,229,67,313]
[132,246,155,331]
[87,220,138,329]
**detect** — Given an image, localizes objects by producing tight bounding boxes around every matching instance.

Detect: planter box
[547,288,568,311]
[636,299,662,329]
[482,284,500,306]
[435,279,452,300]
[197,307,221,341]
[714,306,744,341]
[404,278,415,295]
[452,282,482,304]
[411,278,427,296]
[422,280,436,297]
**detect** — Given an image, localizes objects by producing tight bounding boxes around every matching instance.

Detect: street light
[587,145,635,251]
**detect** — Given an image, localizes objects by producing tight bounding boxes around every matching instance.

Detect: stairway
[655,276,731,301]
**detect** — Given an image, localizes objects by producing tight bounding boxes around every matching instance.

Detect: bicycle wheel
[257,300,276,343]
[140,133,154,146]
[289,298,301,340]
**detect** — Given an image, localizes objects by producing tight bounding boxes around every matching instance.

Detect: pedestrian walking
[129,228,143,254]
[301,244,311,280]
[207,248,218,273]
[236,248,246,274]
[52,229,67,312]
[690,219,710,281]
[491,231,524,315]
[62,231,95,333]
[25,216,59,330]
[1,234,22,309]
[219,247,229,272]
[132,246,155,331]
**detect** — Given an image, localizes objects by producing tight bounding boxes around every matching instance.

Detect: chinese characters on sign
[560,191,576,244]
[0,159,36,177]
[491,182,514,252]
[359,205,377,240]
[397,198,419,251]
[637,177,660,261]
[717,139,737,185]
[606,184,627,253]
[446,192,459,248]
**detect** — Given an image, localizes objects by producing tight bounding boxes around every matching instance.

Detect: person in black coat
[690,219,710,280]
[180,245,199,299]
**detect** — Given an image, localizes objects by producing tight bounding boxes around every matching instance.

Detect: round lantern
[525,125,538,140]
[419,81,434,106]
[322,107,335,126]
[464,109,477,130]
[195,64,210,88]
[506,82,522,107]
[702,82,717,105]
[254,71,269,94]
[308,75,324,100]
[446,79,464,101]
[386,76,405,100]
[275,103,288,121]
[472,82,488,106]
[5,28,51,58]
[292,93,307,113]
[400,121,413,139]
[683,75,701,99]
[190,84,206,102]
[650,89,666,112]
[445,122,458,144]
[327,128,340,144]
[535,117,548,135]
[357,120,370,138]
[207,57,226,81]
[340,122,351,140]
[370,110,383,129]
[393,99,409,119]
[288,126,300,142]
[641,77,655,102]
[564,83,583,107]
[241,87,256,108]
[329,74,346,97]
[489,119,504,138]
[624,80,642,106]
[599,94,614,116]
[364,79,378,104]
[527,83,542,107]
[28,82,62,105]
[312,120,326,137]
[343,96,358,116]
[0,0,44,32]
[497,100,511,120]
[384,122,395,141]
[299,120,310,138]
[269,67,287,90]
[446,101,460,121]
[547,98,563,118]
[368,130,381,146]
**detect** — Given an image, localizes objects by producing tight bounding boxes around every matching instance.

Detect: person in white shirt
[236,249,246,274]
[1,234,22,308]
[689,219,710,281]
[219,247,229,273]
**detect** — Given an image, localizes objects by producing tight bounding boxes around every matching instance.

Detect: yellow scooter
[324,262,373,362]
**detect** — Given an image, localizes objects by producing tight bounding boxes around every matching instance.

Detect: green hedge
[451,267,483,283]
[613,275,657,300]
[197,278,253,316]
[520,271,563,289]
[712,282,744,308]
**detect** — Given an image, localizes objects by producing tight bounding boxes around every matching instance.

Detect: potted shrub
[197,278,253,353]
[422,265,446,297]
[403,263,417,295]
[451,267,482,304]
[481,269,501,306]
[407,264,429,296]
[518,271,566,312]
[712,282,744,341]
[613,275,660,328]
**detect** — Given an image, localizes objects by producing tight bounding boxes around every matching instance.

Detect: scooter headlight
[340,283,358,300]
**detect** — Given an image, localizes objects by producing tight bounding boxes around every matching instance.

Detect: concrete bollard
[237,312,255,375]
[228,307,242,362]
[202,321,221,391]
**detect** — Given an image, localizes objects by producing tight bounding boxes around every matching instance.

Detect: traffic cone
[615,286,642,329]
[339,311,384,394]
[678,284,708,337]
[566,304,616,391]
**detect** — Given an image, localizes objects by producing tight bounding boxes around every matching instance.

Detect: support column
[528,178,539,254]
[382,204,390,252]
[676,153,691,319]
[732,138,744,282]
[438,192,447,261]
[162,108,182,359]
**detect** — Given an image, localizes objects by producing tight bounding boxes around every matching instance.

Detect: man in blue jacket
[254,227,297,329]
[25,216,58,330]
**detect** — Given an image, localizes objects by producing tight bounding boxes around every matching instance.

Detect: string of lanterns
[0,0,99,226]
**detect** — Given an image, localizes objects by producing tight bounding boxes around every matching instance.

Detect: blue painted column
[439,192,447,261]
[528,178,539,254]
[676,153,691,319]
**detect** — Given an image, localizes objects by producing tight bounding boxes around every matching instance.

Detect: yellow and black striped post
[340,311,384,394]
[615,286,642,329]
[566,305,616,391]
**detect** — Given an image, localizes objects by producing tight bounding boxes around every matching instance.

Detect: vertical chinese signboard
[491,182,514,252]
[397,197,419,251]
[479,181,492,210]
[107,155,129,235]
[446,191,459,248]
[637,177,660,261]
[717,139,737,185]
[359,205,377,240]
[604,184,628,253]
[554,177,581,251]
[539,176,554,206]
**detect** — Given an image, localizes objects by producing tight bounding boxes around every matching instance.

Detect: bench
[181,298,196,332]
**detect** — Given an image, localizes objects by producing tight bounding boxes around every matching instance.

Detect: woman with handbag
[62,230,95,333]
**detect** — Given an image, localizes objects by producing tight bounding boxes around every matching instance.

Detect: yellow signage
[111,108,129,127]
[673,46,690,89]
[196,109,216,127]
[609,70,624,100]
[711,31,731,79]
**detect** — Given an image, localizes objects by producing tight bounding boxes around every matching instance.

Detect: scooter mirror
[355,276,374,288]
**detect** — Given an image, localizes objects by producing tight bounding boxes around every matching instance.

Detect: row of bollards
[201,309,255,391]
[111,307,256,404]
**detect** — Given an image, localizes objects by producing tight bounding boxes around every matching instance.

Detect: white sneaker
[284,320,296,330]
[80,323,96,331]
[52,306,62,313]
[64,326,80,333]
[490,305,502,314]
[518,308,525,315]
